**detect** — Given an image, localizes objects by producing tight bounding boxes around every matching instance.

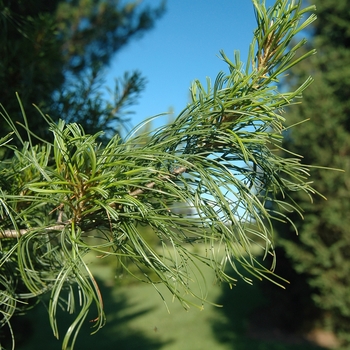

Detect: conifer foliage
[0,1,320,349]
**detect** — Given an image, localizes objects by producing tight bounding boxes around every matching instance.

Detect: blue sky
[106,0,275,133]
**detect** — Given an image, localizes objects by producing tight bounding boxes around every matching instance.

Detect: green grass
[9,257,325,350]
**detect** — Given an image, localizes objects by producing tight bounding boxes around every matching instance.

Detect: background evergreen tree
[261,0,350,347]
[0,0,164,145]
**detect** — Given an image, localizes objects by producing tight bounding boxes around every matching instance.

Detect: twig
[128,166,187,197]
[0,224,66,239]
[0,166,188,239]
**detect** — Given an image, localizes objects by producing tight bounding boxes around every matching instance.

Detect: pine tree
[0,0,164,145]
[266,0,350,347]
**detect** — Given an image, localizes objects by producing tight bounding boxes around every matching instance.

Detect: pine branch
[0,2,321,349]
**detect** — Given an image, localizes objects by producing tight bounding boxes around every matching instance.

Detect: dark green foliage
[264,0,350,347]
[0,0,164,144]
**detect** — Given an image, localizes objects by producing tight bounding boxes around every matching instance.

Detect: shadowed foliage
[258,0,350,348]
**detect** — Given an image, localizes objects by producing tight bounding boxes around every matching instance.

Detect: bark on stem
[0,225,66,239]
